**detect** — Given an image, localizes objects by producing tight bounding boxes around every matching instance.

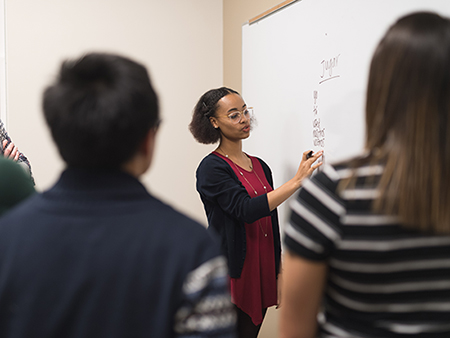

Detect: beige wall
[224,0,282,93]
[5,0,223,224]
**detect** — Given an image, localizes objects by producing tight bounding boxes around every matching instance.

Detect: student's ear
[138,127,158,175]
[209,117,219,129]
[141,127,157,157]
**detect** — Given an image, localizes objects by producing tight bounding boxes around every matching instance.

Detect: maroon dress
[214,152,277,325]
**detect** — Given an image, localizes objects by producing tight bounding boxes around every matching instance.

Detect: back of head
[365,12,450,232]
[43,53,159,169]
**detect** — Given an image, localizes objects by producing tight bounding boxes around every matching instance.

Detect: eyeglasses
[220,108,254,124]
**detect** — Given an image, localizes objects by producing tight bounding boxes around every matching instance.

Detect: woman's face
[210,93,251,142]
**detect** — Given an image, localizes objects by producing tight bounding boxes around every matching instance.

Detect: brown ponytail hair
[364,12,450,233]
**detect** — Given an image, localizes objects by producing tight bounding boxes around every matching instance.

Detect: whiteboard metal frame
[249,0,299,24]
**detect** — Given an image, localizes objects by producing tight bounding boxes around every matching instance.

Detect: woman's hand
[2,140,20,161]
[267,149,323,212]
[293,150,323,187]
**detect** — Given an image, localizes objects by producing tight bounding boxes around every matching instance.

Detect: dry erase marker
[306,151,313,159]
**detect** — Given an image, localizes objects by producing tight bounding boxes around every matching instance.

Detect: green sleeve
[0,157,35,216]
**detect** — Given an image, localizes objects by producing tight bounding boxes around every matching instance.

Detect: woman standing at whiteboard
[189,87,322,338]
[280,12,450,338]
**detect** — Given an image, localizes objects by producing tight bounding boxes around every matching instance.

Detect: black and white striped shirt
[285,162,450,337]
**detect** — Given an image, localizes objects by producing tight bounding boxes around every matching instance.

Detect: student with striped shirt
[280,12,450,338]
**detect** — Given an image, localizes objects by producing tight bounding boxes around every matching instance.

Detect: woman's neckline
[213,151,254,173]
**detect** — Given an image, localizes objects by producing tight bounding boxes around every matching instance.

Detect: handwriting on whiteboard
[319,54,340,84]
[312,90,325,147]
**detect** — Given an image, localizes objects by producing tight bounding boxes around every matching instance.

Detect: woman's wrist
[291,175,303,191]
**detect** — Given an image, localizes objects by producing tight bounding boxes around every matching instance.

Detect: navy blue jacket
[196,153,281,279]
[0,168,235,338]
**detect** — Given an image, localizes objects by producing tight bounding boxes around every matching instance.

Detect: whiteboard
[242,0,450,226]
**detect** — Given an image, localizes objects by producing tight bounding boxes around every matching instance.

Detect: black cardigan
[196,153,281,278]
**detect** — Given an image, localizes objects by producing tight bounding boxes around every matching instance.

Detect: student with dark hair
[189,87,322,338]
[281,12,450,338]
[0,53,236,338]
